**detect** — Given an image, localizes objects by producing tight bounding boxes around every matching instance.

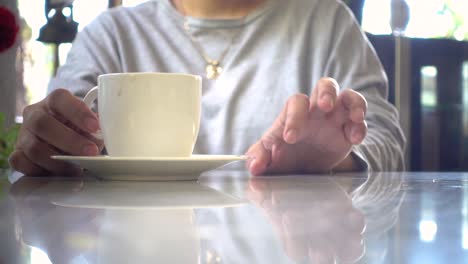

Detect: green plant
[439,2,468,40]
[0,112,20,169]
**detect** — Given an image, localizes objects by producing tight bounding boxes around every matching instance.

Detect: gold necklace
[176,0,248,80]
[183,20,233,80]
[183,20,244,80]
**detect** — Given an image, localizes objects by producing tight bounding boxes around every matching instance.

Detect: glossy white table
[0,170,467,263]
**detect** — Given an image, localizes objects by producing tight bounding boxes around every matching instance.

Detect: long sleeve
[323,2,406,171]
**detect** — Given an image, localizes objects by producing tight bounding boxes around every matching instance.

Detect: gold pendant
[206,62,223,80]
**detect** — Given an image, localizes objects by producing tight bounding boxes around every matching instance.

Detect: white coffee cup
[83,73,202,157]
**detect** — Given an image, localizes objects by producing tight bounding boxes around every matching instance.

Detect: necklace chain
[179,7,245,80]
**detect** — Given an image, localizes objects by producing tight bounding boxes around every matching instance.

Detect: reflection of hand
[247,178,366,263]
[9,89,103,176]
[10,177,101,263]
[246,78,367,175]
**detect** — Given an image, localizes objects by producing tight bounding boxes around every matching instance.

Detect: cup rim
[98,72,201,81]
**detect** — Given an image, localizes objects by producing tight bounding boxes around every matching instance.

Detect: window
[18,0,108,114]
[421,66,438,108]
[18,0,153,114]
[420,66,440,171]
[362,0,468,40]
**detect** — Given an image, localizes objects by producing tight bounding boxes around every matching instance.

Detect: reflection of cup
[11,177,246,264]
[84,73,201,157]
[98,210,200,264]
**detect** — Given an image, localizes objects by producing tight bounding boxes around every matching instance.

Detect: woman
[9,0,405,176]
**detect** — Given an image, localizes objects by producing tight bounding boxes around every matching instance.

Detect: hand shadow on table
[9,177,103,264]
[247,172,404,264]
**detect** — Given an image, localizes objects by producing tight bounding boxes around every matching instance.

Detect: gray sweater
[49,0,405,171]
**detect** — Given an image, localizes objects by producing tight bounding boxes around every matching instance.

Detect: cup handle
[83,86,103,140]
[84,86,99,107]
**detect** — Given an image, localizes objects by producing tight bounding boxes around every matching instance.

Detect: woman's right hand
[9,88,103,176]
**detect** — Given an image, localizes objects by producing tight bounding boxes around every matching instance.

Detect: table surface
[0,170,467,264]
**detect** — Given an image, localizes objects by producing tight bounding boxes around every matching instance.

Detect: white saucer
[52,155,247,181]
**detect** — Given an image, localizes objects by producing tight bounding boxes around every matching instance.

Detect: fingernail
[85,117,100,132]
[92,130,103,141]
[352,131,363,143]
[246,156,255,168]
[250,159,258,171]
[321,94,334,108]
[286,129,298,143]
[82,144,98,156]
[353,109,365,122]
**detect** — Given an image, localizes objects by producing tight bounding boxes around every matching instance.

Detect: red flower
[0,6,19,53]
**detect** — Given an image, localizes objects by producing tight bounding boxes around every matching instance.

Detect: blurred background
[1,0,468,172]
[0,2,467,263]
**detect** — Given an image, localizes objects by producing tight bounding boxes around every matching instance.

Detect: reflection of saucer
[26,180,246,210]
[52,155,247,181]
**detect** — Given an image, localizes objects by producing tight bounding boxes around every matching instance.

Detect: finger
[283,94,310,144]
[246,141,272,176]
[61,118,105,151]
[23,108,100,156]
[8,150,47,176]
[45,89,100,133]
[310,77,339,113]
[344,121,368,144]
[16,129,82,175]
[339,89,367,123]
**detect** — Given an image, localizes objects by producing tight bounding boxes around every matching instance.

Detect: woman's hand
[9,89,103,176]
[247,77,367,175]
